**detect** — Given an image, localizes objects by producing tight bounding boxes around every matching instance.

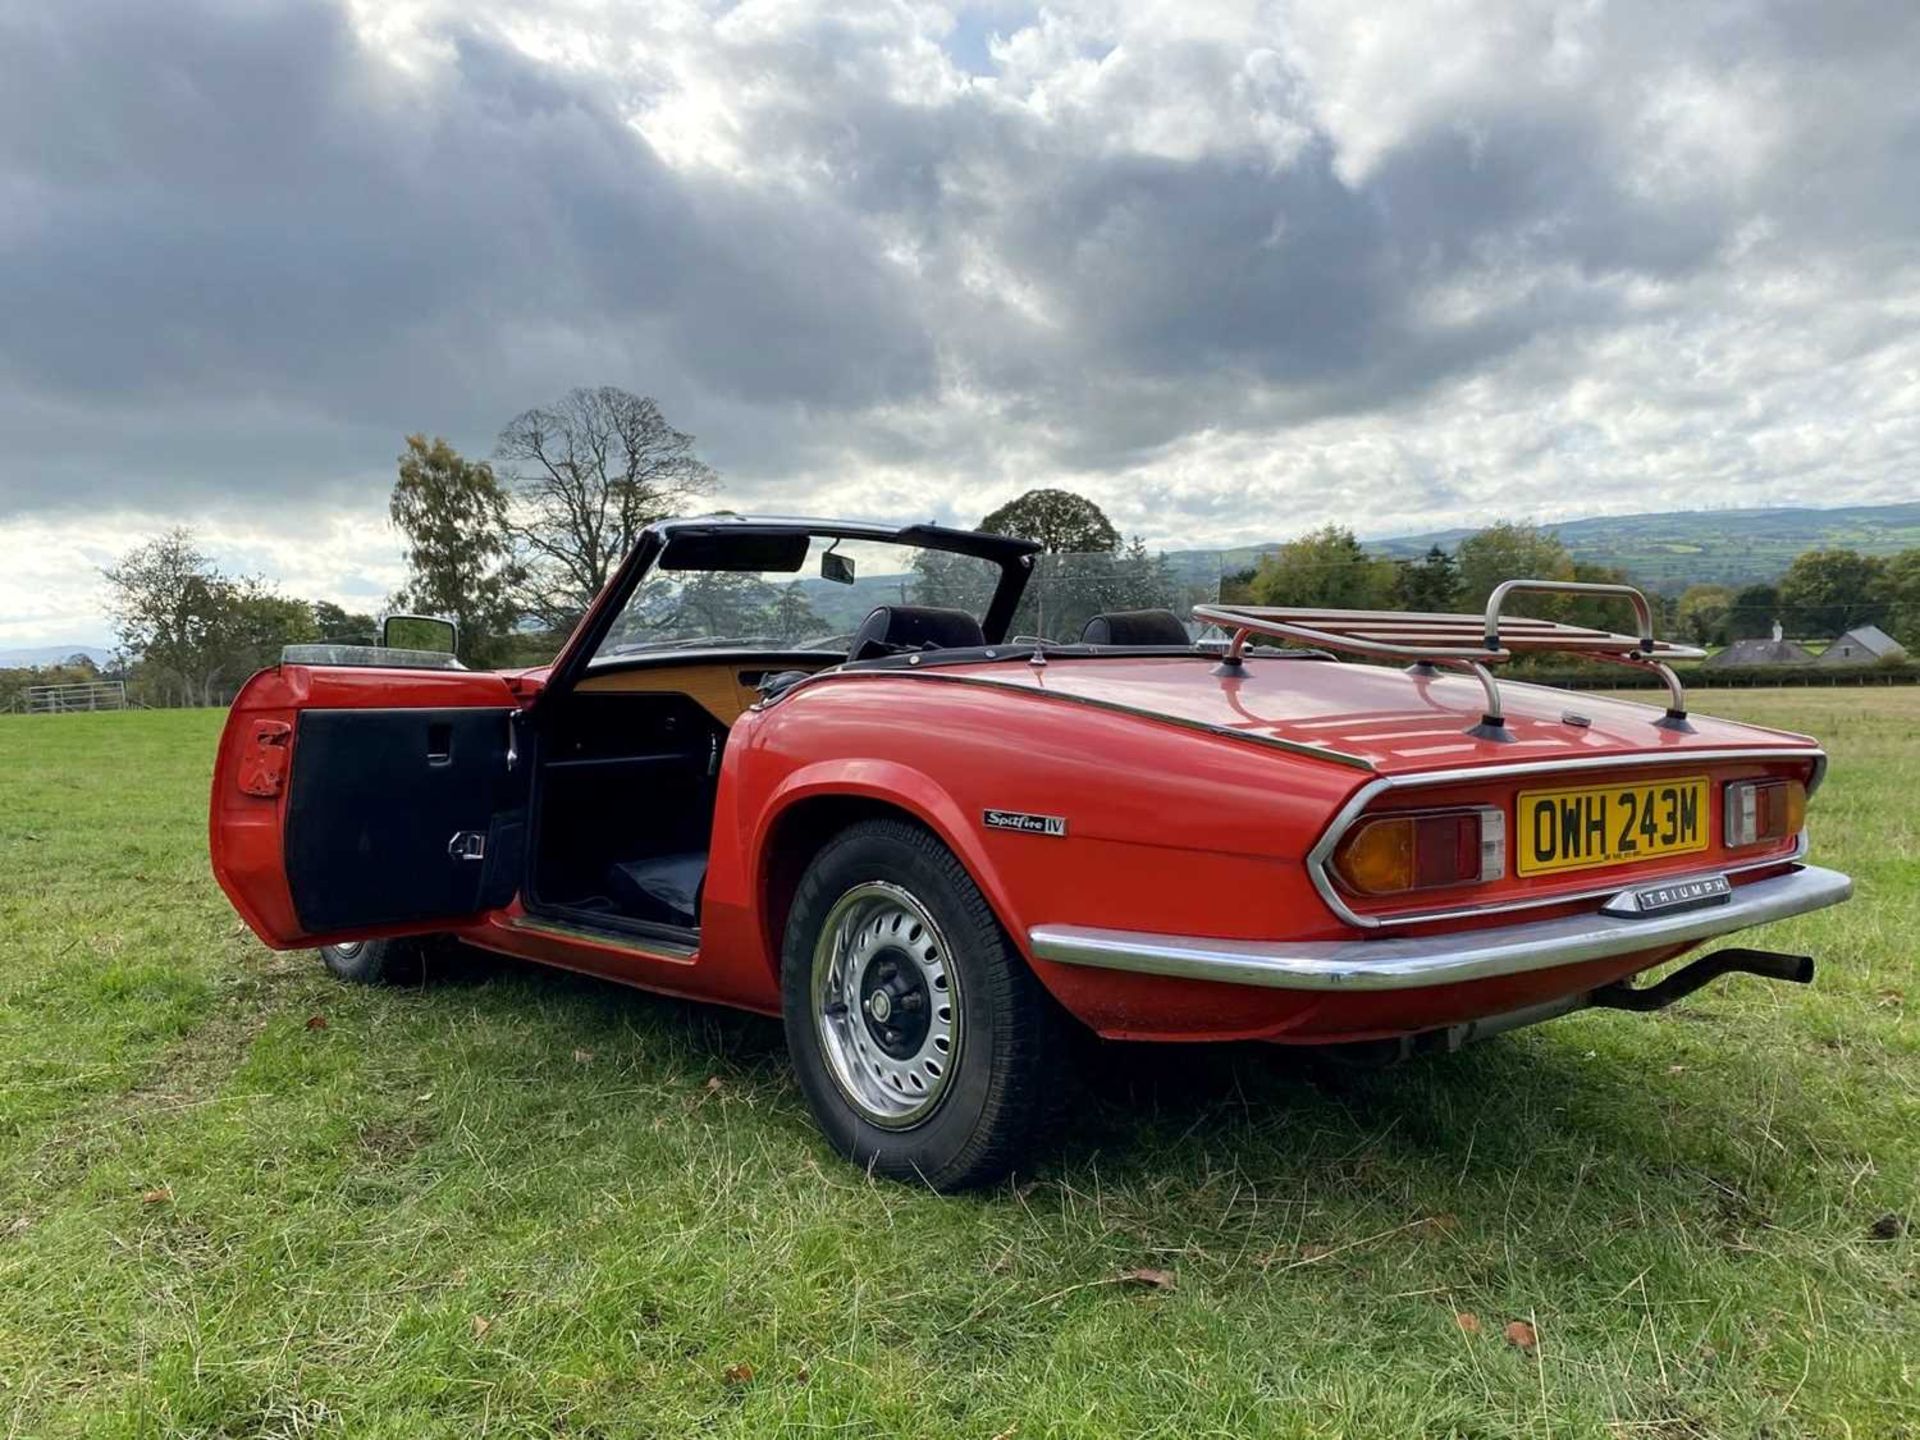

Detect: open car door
[210,664,530,949]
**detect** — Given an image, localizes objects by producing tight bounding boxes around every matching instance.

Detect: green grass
[0,696,1915,1437]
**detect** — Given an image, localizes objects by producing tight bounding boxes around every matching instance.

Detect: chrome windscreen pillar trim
[1028,864,1852,993]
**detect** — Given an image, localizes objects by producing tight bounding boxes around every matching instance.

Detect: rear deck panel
[932,655,1819,776]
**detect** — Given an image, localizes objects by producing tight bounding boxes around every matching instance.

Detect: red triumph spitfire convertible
[210,516,1851,1189]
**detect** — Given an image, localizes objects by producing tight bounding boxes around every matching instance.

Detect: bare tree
[495,387,717,631]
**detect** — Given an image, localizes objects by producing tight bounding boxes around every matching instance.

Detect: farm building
[1814,624,1907,666]
[1703,632,1815,668]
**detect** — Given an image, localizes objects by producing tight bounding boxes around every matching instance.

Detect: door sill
[510,908,698,960]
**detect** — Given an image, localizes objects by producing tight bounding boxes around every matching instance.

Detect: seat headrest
[1080,609,1191,646]
[849,605,986,661]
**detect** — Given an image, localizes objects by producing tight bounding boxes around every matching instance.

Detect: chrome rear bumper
[1028,864,1852,992]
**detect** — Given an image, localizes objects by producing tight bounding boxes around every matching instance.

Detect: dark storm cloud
[0,0,933,517]
[1,0,1918,550]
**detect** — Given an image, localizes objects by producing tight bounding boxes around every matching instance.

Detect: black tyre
[781,818,1068,1190]
[318,936,433,985]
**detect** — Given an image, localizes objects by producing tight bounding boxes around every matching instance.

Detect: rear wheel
[781,819,1066,1190]
[318,936,433,985]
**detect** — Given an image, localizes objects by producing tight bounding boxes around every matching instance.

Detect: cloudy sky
[3,0,1917,647]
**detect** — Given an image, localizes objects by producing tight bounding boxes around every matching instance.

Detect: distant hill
[1167,501,1920,592]
[0,644,113,668]
[789,572,928,632]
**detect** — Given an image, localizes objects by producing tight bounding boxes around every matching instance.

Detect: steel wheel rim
[810,881,962,1130]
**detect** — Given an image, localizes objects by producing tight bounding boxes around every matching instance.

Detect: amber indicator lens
[1724,779,1807,848]
[1333,810,1494,896]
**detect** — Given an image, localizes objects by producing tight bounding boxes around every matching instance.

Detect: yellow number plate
[1516,776,1710,876]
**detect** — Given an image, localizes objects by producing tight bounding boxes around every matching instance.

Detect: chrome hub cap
[811,882,960,1129]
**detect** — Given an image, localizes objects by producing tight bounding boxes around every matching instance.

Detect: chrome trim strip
[506,915,697,961]
[1029,864,1852,992]
[1363,745,1825,791]
[1308,747,1827,930]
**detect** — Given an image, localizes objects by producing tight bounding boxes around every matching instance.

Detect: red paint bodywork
[210,645,1822,1045]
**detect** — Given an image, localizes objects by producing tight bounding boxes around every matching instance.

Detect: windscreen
[1011,550,1219,643]
[593,535,1001,658]
[591,535,1224,659]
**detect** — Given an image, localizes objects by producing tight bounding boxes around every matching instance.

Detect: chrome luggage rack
[1192,579,1706,742]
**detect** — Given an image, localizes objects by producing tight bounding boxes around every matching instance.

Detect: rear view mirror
[382,614,459,655]
[822,550,856,585]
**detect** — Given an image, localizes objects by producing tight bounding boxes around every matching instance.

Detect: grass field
[0,693,1914,1438]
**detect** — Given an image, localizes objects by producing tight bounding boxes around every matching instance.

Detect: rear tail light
[1331,806,1505,897]
[1724,779,1806,849]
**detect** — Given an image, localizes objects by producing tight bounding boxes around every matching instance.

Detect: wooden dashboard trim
[574,661,835,725]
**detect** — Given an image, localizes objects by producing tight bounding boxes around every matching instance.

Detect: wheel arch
[753,764,1026,988]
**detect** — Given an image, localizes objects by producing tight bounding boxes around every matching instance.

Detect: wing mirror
[382,614,459,655]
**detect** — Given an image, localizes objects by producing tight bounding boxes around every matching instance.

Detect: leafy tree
[909,549,999,614]
[766,584,824,642]
[1118,537,1183,610]
[1778,548,1886,637]
[1675,584,1735,647]
[1564,560,1638,634]
[102,528,237,707]
[1728,583,1780,640]
[0,658,106,713]
[1453,522,1576,617]
[219,585,318,677]
[1218,566,1258,605]
[497,387,717,632]
[102,529,315,706]
[388,435,521,665]
[979,489,1121,555]
[1394,545,1461,612]
[1248,526,1396,610]
[311,600,378,645]
[669,571,779,639]
[1015,537,1184,640]
[1876,548,1920,648]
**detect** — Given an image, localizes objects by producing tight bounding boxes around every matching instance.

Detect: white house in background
[1814,624,1908,666]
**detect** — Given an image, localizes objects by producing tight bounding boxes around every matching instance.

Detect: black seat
[607,852,707,928]
[1080,609,1191,646]
[847,604,985,661]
